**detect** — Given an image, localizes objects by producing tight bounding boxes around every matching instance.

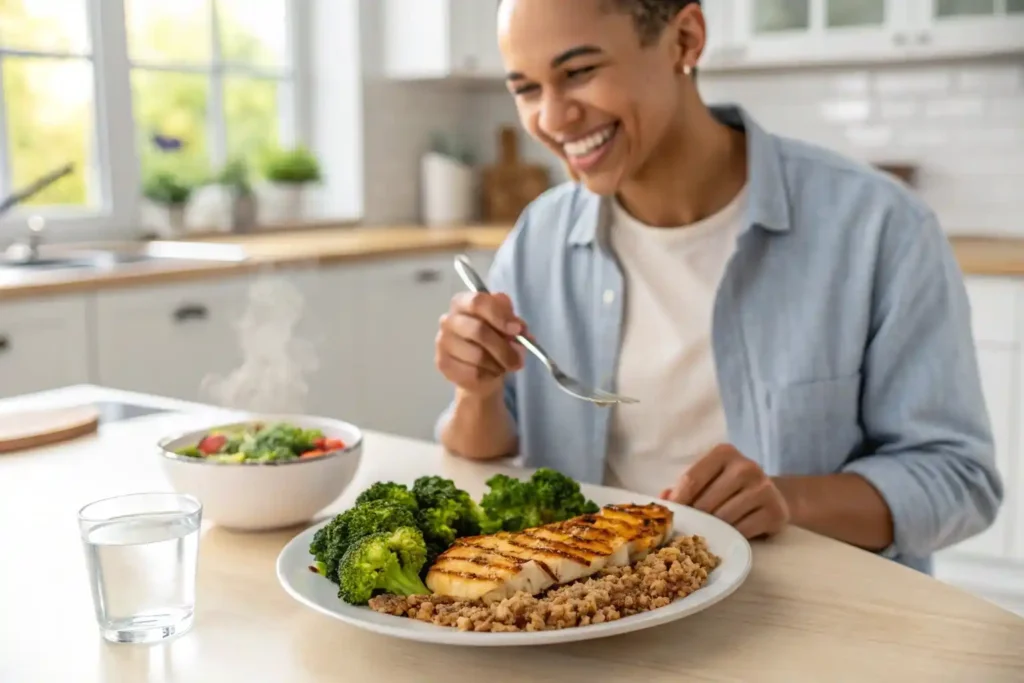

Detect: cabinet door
[912,0,1024,58]
[450,0,504,78]
[383,0,451,78]
[355,254,457,440]
[731,0,909,65]
[949,346,1016,559]
[286,267,364,423]
[0,296,92,399]
[94,278,250,404]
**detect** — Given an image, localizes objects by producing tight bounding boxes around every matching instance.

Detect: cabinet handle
[916,32,931,45]
[414,269,442,283]
[893,32,907,45]
[0,334,9,353]
[173,304,209,322]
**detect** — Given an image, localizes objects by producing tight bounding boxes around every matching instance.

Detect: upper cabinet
[910,0,1024,58]
[383,0,504,80]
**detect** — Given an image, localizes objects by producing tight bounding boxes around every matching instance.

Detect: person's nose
[538,92,583,140]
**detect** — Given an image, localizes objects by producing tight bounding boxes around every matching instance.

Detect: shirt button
[603,289,615,305]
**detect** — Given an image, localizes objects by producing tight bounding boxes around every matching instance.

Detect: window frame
[0,0,309,244]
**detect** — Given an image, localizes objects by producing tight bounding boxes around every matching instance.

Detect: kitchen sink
[0,241,249,274]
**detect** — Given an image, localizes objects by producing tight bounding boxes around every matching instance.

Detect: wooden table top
[1,387,1023,683]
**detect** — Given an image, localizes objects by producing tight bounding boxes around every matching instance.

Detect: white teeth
[563,125,616,158]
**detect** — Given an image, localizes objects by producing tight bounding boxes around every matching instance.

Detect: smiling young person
[432,0,1003,573]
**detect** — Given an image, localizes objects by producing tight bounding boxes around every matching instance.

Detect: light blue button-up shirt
[437,105,1003,573]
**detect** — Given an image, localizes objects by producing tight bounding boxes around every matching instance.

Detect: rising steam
[201,272,318,414]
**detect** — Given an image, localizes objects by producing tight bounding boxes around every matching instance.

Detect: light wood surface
[0,404,99,453]
[481,127,551,224]
[3,224,1020,302]
[1,387,1022,683]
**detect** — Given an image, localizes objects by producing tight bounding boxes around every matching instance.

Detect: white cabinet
[94,277,250,403]
[0,296,92,399]
[703,0,1022,71]
[383,0,503,79]
[285,267,364,423]
[910,0,1024,59]
[353,254,458,440]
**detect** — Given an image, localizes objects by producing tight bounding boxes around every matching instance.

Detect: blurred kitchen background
[0,0,1022,614]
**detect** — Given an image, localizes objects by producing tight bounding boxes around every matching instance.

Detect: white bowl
[157,414,363,531]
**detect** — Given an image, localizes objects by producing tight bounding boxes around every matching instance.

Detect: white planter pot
[141,200,187,239]
[257,182,308,226]
[184,184,233,234]
[421,152,474,227]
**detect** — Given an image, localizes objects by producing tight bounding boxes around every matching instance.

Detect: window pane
[754,0,811,33]
[225,77,280,166]
[1009,0,1024,13]
[936,0,995,17]
[3,57,93,206]
[218,0,288,67]
[0,0,89,53]
[827,0,885,27]
[131,70,210,181]
[125,0,211,64]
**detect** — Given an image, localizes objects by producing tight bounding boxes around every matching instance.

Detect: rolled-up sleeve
[842,209,1003,559]
[432,215,525,443]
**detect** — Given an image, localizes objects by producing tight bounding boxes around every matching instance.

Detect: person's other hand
[435,292,526,397]
[660,444,790,539]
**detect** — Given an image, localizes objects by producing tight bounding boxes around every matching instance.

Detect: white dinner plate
[276,483,753,646]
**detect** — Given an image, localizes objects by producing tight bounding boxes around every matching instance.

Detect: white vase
[421,152,474,227]
[141,199,187,239]
[257,182,307,226]
[184,184,234,234]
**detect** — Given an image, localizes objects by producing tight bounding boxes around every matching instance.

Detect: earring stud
[683,64,693,76]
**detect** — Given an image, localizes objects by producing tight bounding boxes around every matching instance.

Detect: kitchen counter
[2,385,1022,683]
[2,226,1023,301]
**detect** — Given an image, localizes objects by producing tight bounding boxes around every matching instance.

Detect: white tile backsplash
[366,56,1023,235]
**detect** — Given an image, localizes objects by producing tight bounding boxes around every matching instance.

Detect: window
[0,0,305,238]
[126,0,294,185]
[0,0,96,208]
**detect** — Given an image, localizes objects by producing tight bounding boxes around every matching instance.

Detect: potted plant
[141,170,193,238]
[257,146,322,225]
[218,158,257,232]
[421,131,475,227]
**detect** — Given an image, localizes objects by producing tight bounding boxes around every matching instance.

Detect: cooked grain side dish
[369,534,720,632]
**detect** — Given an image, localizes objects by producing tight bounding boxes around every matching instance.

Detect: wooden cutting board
[0,405,100,454]
[481,126,551,224]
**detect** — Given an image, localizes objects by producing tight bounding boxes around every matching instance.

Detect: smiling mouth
[562,123,619,159]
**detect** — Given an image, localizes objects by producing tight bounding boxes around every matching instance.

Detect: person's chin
[574,164,625,196]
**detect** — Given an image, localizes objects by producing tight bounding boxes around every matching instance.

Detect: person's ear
[668,2,705,76]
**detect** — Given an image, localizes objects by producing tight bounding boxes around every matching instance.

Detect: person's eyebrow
[506,45,605,81]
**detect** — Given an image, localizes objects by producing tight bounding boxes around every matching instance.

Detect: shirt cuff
[841,454,927,560]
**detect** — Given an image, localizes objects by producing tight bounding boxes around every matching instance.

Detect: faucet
[1,163,73,262]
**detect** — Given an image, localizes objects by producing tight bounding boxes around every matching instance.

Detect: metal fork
[453,254,639,407]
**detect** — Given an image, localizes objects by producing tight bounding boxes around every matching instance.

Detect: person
[432,0,1003,573]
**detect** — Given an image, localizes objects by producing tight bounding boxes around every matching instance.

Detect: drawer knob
[173,304,209,322]
[415,269,442,283]
[0,334,9,353]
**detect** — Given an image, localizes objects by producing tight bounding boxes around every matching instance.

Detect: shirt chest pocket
[764,373,864,476]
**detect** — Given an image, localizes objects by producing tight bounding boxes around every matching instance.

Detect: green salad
[174,422,347,463]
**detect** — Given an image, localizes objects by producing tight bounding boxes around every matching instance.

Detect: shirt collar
[567,104,791,247]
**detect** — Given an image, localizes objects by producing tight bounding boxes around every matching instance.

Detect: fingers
[733,506,782,540]
[710,480,773,525]
[452,292,524,336]
[669,444,737,504]
[689,457,764,515]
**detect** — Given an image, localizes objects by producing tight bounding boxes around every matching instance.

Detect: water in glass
[79,493,202,644]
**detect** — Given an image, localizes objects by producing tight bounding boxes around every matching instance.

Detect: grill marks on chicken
[425,503,674,602]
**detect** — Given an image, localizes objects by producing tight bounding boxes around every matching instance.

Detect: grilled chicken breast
[425,503,675,602]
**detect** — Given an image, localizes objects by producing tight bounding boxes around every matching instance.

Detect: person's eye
[566,65,598,79]
[512,83,540,97]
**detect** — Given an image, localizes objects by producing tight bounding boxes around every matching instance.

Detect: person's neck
[616,104,748,228]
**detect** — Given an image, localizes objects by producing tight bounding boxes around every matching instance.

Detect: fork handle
[453,254,554,370]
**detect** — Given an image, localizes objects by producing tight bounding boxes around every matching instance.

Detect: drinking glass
[78,492,202,644]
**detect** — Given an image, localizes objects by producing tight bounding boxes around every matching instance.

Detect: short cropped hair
[604,0,702,46]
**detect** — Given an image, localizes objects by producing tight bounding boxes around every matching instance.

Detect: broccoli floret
[309,500,418,583]
[411,476,482,557]
[479,468,599,533]
[337,527,430,605]
[355,481,419,513]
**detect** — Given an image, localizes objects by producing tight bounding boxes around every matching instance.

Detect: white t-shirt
[603,186,749,496]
